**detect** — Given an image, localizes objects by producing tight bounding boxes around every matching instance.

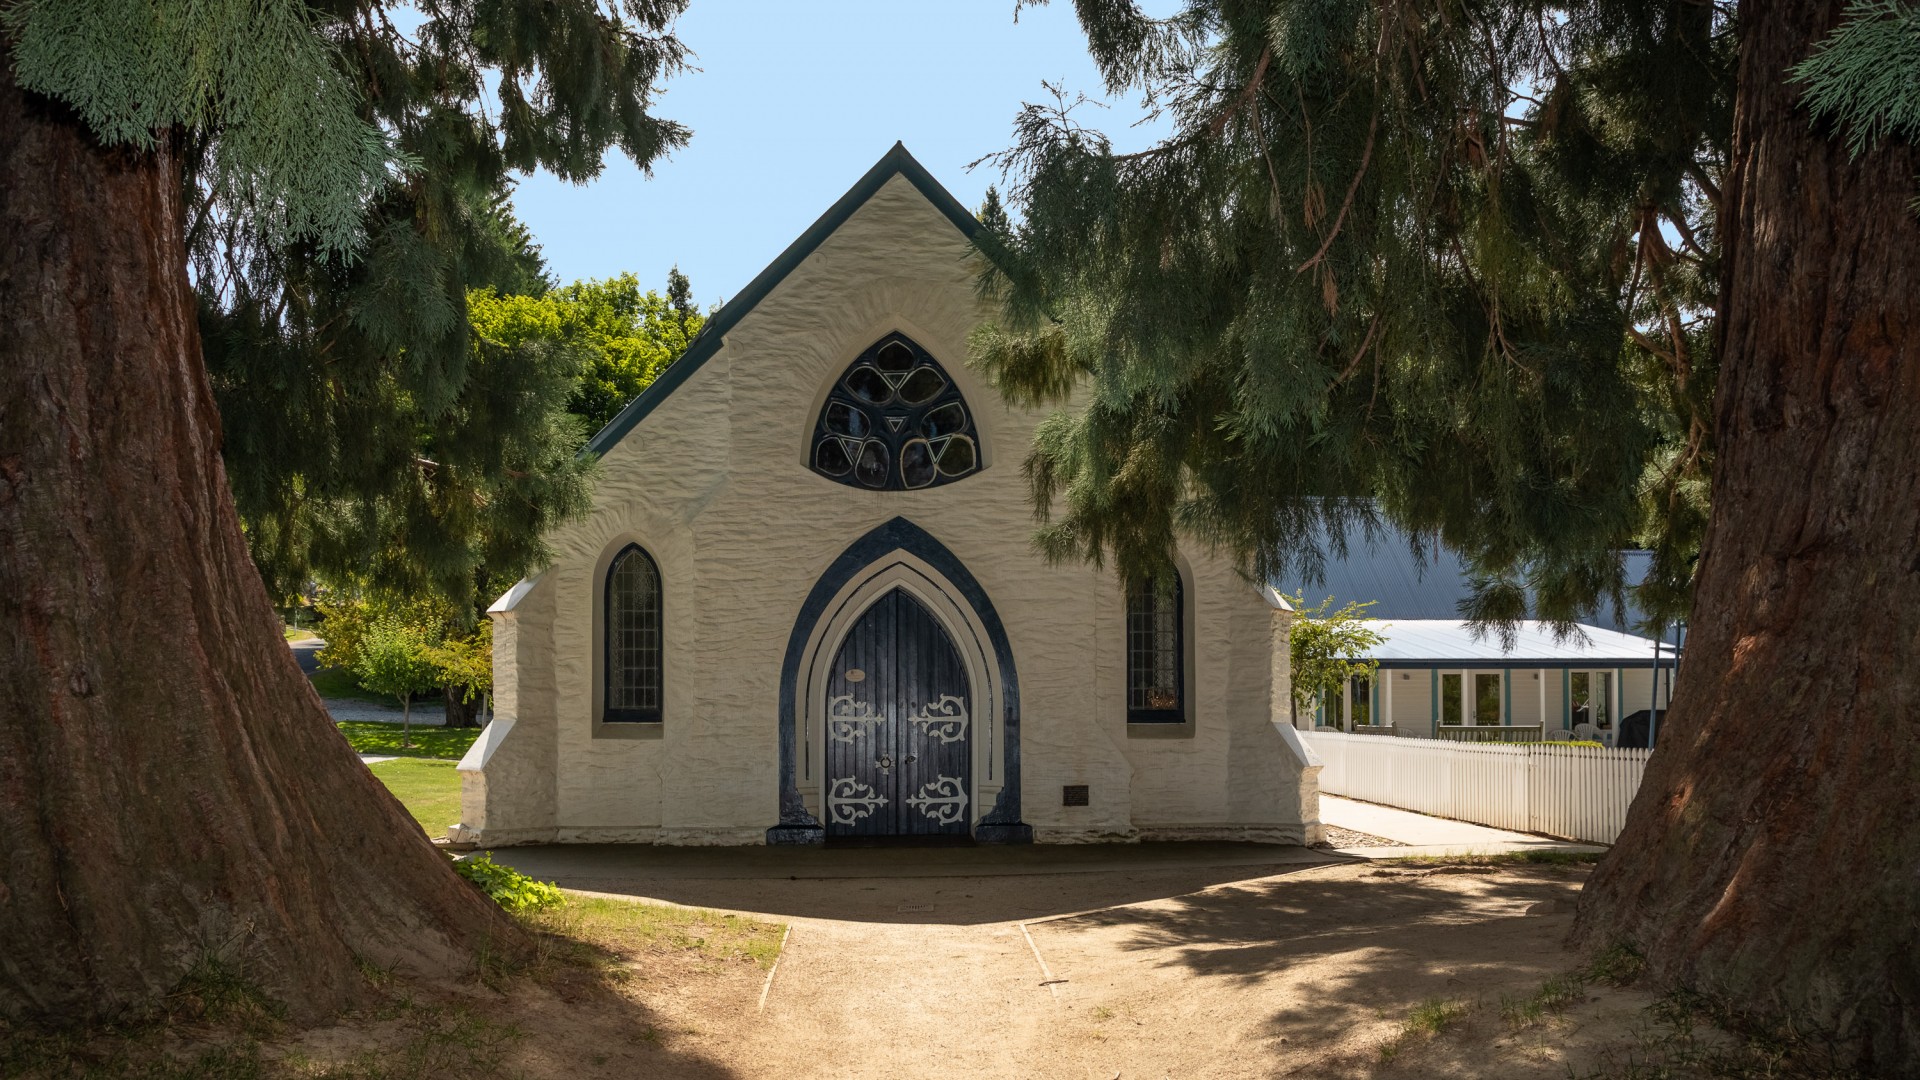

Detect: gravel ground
[321,699,447,726]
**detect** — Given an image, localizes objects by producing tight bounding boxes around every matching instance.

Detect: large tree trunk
[1576,0,1920,1068]
[0,64,524,1025]
[444,687,481,728]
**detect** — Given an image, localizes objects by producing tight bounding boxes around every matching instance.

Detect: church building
[453,145,1322,846]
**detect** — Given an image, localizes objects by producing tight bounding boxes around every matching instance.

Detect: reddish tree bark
[0,64,524,1024]
[1576,0,1920,1068]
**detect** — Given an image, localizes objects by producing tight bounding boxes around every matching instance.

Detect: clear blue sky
[509,1,1176,307]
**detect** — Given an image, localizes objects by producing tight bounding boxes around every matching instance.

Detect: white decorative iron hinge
[907,694,968,744]
[906,775,969,825]
[827,777,888,825]
[827,694,885,744]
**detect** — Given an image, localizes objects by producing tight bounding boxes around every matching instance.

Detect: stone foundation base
[1133,823,1318,845]
[972,823,1033,844]
[445,824,558,847]
[766,824,826,845]
[1029,827,1142,844]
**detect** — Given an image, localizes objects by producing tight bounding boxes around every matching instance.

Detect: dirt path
[258,850,1668,1079]
[748,917,1055,1077]
[559,858,1652,1079]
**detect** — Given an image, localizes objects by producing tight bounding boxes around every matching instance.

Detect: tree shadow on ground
[487,842,1350,925]
[461,922,751,1080]
[1028,864,1595,1074]
[2,944,751,1080]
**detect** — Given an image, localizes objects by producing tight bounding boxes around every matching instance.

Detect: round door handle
[876,755,893,770]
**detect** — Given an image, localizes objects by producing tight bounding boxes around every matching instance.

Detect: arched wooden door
[823,588,972,839]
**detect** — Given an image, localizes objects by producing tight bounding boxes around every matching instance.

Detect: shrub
[426,621,492,712]
[453,853,564,914]
[312,593,374,672]
[313,591,458,673]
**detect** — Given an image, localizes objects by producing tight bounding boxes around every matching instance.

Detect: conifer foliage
[976,0,1727,631]
[994,0,1920,1067]
[184,0,690,609]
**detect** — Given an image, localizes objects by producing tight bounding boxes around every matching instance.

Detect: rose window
[810,333,982,490]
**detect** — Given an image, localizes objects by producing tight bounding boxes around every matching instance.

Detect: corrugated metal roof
[1272,521,1682,646]
[1356,620,1678,667]
[1276,532,1474,620]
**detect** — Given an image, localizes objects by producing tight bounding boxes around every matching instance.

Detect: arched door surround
[771,517,1029,844]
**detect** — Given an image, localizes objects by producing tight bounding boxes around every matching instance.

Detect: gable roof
[583,143,984,458]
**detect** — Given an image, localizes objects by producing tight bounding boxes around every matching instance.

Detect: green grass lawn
[337,720,479,760]
[282,624,319,643]
[367,758,462,835]
[529,893,788,970]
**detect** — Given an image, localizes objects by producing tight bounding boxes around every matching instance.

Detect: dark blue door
[824,588,972,839]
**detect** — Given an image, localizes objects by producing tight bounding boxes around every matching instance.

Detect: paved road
[291,638,323,675]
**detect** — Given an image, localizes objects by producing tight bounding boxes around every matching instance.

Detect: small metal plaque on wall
[1062,784,1090,807]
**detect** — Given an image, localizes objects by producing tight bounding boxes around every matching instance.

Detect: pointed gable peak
[583,144,983,457]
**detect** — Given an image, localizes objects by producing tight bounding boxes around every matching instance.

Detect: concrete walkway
[1320,795,1606,858]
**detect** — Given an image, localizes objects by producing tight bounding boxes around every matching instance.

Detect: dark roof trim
[583,143,983,458]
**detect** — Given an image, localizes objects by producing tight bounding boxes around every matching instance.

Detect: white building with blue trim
[1275,537,1680,745]
[453,146,1322,847]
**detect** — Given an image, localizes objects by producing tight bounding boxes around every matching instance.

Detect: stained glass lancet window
[810,333,982,490]
[604,544,663,723]
[1126,571,1185,723]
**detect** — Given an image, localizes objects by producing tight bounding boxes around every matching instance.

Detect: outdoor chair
[1545,729,1574,742]
[1572,722,1601,742]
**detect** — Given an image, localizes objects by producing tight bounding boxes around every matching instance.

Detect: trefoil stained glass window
[810,333,982,490]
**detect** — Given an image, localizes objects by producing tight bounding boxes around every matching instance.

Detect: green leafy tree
[351,618,444,750]
[1286,597,1383,729]
[469,268,707,435]
[987,0,1920,1064]
[1,0,690,1025]
[316,591,495,727]
[426,622,495,727]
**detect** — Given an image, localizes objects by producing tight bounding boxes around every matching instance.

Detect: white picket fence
[1304,730,1651,843]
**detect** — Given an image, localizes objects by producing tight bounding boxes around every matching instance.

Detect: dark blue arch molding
[769,517,1030,844]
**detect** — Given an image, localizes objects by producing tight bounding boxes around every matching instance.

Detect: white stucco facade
[454,147,1321,847]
